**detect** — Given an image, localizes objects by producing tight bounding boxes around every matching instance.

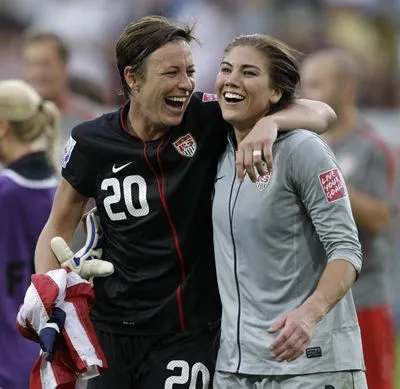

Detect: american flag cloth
[16,269,107,389]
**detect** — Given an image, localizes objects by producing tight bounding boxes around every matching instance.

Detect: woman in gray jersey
[212,35,367,389]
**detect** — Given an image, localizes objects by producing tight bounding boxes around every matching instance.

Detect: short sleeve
[61,135,97,197]
[289,136,362,274]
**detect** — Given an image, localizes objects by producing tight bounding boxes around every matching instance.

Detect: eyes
[163,69,196,77]
[220,67,230,74]
[220,67,257,77]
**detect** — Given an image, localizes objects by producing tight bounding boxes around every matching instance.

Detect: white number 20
[101,175,149,221]
[164,360,210,389]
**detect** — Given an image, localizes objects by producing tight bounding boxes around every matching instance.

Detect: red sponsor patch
[202,93,217,102]
[319,168,346,203]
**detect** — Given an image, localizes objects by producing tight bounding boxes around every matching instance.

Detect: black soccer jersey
[62,92,230,334]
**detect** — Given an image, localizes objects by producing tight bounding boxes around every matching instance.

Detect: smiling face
[216,45,281,132]
[126,40,195,130]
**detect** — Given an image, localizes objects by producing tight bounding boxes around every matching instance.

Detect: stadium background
[1,0,399,385]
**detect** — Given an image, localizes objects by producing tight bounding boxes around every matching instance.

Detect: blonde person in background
[0,80,59,389]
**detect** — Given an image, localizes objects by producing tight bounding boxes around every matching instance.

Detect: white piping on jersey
[1,169,58,189]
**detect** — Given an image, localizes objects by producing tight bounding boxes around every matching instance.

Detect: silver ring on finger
[252,150,262,157]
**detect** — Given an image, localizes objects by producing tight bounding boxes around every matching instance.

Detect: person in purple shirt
[0,79,59,389]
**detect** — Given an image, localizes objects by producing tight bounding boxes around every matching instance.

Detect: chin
[222,111,241,125]
[164,116,184,128]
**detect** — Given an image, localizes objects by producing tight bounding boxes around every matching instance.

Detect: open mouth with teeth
[165,96,188,109]
[224,92,245,103]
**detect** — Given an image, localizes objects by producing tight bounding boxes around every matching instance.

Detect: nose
[178,73,194,92]
[224,70,240,87]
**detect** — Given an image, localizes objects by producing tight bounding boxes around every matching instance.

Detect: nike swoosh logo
[112,162,132,173]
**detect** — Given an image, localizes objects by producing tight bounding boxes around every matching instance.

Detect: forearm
[269,99,336,133]
[300,259,357,326]
[347,186,390,233]
[35,220,73,273]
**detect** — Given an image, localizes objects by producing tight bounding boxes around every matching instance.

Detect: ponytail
[11,100,60,170]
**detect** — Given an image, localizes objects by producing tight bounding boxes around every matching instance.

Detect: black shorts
[87,321,220,389]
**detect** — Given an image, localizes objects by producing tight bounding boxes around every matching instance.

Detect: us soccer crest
[256,171,271,191]
[172,133,197,157]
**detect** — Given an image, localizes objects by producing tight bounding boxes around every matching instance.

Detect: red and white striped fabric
[17,269,107,389]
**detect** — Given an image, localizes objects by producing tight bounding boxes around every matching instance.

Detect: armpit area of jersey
[6,151,55,179]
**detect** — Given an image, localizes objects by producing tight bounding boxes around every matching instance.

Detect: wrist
[265,110,296,132]
[259,115,279,134]
[265,113,282,130]
[300,291,328,326]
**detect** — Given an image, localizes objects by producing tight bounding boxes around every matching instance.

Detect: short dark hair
[224,34,301,114]
[116,15,197,98]
[21,30,70,64]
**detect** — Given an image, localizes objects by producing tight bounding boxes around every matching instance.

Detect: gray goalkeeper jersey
[212,130,364,375]
[329,124,396,308]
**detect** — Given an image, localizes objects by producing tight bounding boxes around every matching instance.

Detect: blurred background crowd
[0,0,399,387]
[1,0,399,107]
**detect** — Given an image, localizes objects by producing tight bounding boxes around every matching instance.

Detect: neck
[322,106,358,145]
[2,141,33,166]
[128,101,168,141]
[234,126,252,144]
[52,89,72,114]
